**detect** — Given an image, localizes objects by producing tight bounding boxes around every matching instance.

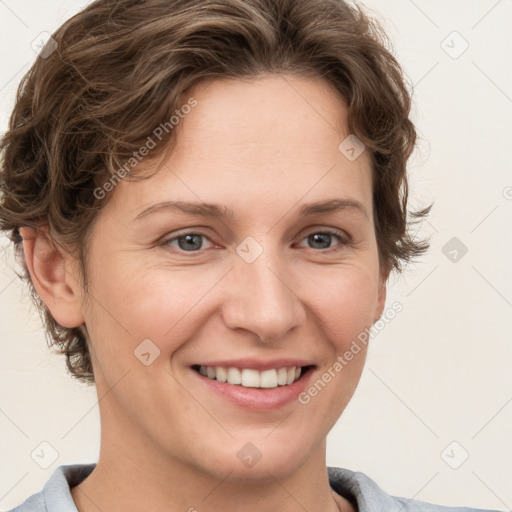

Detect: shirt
[6,463,503,512]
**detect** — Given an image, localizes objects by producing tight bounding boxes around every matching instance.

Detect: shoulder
[327,466,503,512]
[6,463,96,512]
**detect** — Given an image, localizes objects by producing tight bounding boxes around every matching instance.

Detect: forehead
[111,74,374,220]
[174,74,353,156]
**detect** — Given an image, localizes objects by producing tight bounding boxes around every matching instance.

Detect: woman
[0,0,503,511]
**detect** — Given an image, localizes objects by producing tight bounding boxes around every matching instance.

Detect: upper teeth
[198,365,302,388]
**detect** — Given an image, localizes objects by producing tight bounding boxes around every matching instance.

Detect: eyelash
[160,228,352,255]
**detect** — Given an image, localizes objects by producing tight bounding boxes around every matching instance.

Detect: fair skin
[21,74,388,512]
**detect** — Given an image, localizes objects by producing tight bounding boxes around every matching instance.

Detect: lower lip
[191,367,315,411]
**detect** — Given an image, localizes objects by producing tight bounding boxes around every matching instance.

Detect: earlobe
[20,226,85,328]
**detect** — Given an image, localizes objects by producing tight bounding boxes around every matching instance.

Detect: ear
[20,226,85,328]
[372,265,389,324]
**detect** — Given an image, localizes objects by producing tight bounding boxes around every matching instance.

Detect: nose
[221,241,306,343]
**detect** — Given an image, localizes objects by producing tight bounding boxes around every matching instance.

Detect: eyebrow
[134,198,369,222]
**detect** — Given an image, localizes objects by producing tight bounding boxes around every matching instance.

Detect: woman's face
[77,74,387,480]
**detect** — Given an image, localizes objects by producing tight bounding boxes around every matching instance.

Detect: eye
[296,229,350,251]
[162,232,214,252]
[160,228,351,255]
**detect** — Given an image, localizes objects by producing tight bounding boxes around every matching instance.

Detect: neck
[71,414,354,512]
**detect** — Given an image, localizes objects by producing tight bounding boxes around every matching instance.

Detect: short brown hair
[0,0,432,385]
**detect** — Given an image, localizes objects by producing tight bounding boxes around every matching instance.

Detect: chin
[202,439,313,483]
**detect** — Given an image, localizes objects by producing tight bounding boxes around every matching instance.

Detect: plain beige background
[1,0,511,510]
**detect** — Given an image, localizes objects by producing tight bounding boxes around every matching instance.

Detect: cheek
[299,261,380,344]
[84,258,219,353]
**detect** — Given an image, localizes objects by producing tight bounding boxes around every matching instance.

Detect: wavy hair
[0,0,432,384]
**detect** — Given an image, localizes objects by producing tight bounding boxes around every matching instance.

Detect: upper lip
[192,358,315,371]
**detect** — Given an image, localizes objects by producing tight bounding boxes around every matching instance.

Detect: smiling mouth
[191,364,315,389]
